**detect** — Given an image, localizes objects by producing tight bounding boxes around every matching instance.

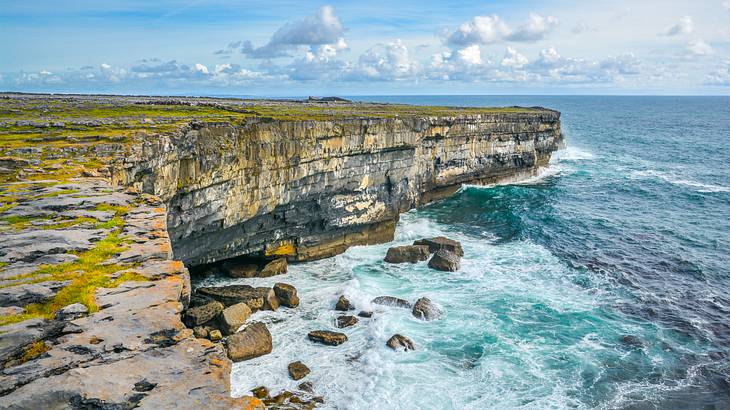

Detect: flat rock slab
[308,330,347,346]
[0,229,106,264]
[0,281,70,308]
[384,245,430,263]
[414,237,464,257]
[226,322,272,362]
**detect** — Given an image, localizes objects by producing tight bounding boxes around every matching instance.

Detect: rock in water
[383,245,431,263]
[273,283,299,308]
[227,323,273,361]
[386,334,415,351]
[335,295,354,311]
[218,302,252,335]
[414,237,464,257]
[288,361,311,380]
[183,300,224,327]
[335,315,359,328]
[427,249,461,271]
[412,297,443,321]
[260,258,288,277]
[308,330,348,346]
[197,285,277,311]
[357,311,373,318]
[221,260,258,278]
[372,296,411,308]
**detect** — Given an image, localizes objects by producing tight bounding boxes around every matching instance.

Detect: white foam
[630,169,730,193]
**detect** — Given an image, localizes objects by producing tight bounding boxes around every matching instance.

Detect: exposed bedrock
[114,112,562,265]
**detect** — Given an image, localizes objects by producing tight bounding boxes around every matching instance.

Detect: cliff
[0,93,561,408]
[112,106,562,266]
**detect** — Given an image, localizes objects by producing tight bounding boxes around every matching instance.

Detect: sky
[1,0,730,96]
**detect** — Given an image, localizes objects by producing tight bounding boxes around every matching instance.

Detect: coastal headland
[0,94,562,408]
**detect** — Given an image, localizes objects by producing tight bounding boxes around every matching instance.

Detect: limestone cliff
[115,111,562,265]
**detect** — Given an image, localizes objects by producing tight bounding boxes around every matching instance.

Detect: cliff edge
[0,94,562,408]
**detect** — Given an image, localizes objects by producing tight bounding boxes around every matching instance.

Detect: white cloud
[240,6,346,59]
[506,14,559,42]
[501,47,528,68]
[344,39,419,81]
[687,39,714,55]
[457,45,482,65]
[446,13,558,46]
[447,15,510,46]
[664,16,694,36]
[706,61,730,85]
[194,63,209,75]
[100,63,111,70]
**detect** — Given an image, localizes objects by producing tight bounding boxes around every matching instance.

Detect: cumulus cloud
[664,16,694,36]
[344,39,419,81]
[446,13,557,47]
[501,47,528,68]
[238,6,346,59]
[506,14,559,41]
[687,39,714,55]
[528,47,641,83]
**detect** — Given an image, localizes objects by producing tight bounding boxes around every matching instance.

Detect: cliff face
[115,111,562,266]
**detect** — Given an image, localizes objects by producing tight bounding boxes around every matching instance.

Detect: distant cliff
[114,110,562,266]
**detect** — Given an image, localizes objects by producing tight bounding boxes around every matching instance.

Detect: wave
[630,170,730,193]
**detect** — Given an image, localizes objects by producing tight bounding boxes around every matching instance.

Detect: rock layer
[114,109,562,265]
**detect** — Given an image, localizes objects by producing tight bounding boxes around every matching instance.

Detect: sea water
[196,96,730,409]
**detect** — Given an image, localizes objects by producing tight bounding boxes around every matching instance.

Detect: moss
[19,340,49,363]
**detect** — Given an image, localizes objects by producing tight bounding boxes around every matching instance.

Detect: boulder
[412,297,443,321]
[297,382,314,394]
[193,326,208,339]
[197,285,277,311]
[372,296,411,308]
[427,249,461,272]
[252,386,269,399]
[227,322,273,361]
[308,330,347,346]
[335,315,359,328]
[414,237,464,257]
[209,329,223,342]
[357,311,373,318]
[221,260,258,278]
[383,245,431,263]
[260,258,287,277]
[287,361,311,380]
[55,303,88,321]
[335,295,354,311]
[183,300,224,327]
[273,283,299,308]
[218,302,252,335]
[386,334,415,351]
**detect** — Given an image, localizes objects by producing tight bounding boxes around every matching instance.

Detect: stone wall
[114,111,562,266]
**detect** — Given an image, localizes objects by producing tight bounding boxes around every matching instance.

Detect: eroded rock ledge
[114,108,562,265]
[0,94,562,408]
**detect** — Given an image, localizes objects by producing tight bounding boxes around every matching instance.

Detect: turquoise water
[203,96,730,409]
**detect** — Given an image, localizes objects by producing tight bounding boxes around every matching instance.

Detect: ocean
[196,96,730,409]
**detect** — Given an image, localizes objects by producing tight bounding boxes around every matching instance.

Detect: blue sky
[1,0,729,95]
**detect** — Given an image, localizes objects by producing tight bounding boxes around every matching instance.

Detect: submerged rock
[335,295,354,311]
[218,302,252,335]
[412,297,443,321]
[335,315,359,328]
[273,283,299,308]
[372,296,411,308]
[297,381,314,393]
[357,311,373,318]
[287,361,311,380]
[427,249,460,272]
[183,300,224,327]
[227,322,272,361]
[383,245,430,263]
[386,334,415,351]
[414,237,464,257]
[308,330,348,346]
[259,258,287,277]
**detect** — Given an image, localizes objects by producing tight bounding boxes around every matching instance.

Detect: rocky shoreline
[0,94,562,408]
